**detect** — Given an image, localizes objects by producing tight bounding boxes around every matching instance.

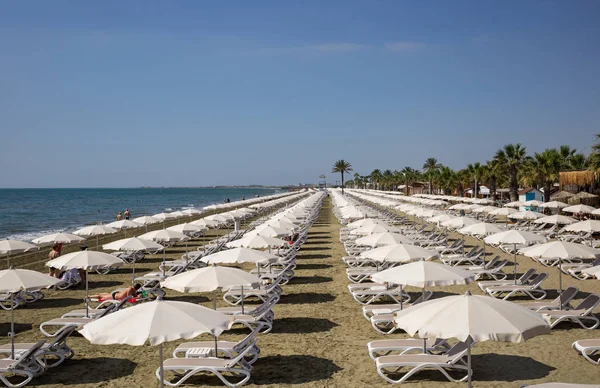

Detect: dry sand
[3,197,600,387]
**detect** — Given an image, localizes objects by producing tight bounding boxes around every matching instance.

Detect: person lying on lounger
[88,284,141,301]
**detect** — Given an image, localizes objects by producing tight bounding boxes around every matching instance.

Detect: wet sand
[3,197,600,387]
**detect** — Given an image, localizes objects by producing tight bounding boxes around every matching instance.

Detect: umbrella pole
[241,286,245,314]
[214,334,219,356]
[85,269,89,318]
[558,257,563,308]
[467,341,472,388]
[422,286,427,354]
[10,293,15,359]
[132,259,136,284]
[513,243,517,285]
[159,343,165,388]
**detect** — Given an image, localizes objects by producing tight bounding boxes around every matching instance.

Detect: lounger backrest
[48,325,76,348]
[446,341,469,362]
[573,294,600,313]
[232,327,260,353]
[412,290,433,305]
[9,340,46,369]
[558,286,579,307]
[519,269,537,284]
[529,273,548,287]
[485,256,500,268]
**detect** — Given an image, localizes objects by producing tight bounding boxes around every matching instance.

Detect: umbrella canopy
[181,209,203,216]
[371,261,474,287]
[524,200,543,207]
[458,222,503,237]
[504,201,525,208]
[73,225,117,236]
[592,208,600,216]
[508,211,545,220]
[393,291,550,388]
[160,266,261,293]
[538,201,569,209]
[428,214,454,223]
[0,268,61,293]
[153,212,177,220]
[534,215,576,225]
[350,224,400,235]
[519,241,600,259]
[563,204,596,214]
[265,220,297,231]
[106,220,142,230]
[355,232,414,247]
[132,216,161,225]
[394,291,550,342]
[138,230,190,243]
[226,235,287,249]
[103,237,164,252]
[360,244,438,263]
[205,214,230,223]
[32,232,85,245]
[0,240,39,255]
[166,223,206,235]
[582,265,600,278]
[489,207,518,216]
[46,250,123,271]
[201,247,278,265]
[441,217,479,229]
[472,206,497,214]
[79,299,233,346]
[564,220,600,233]
[347,218,387,229]
[484,230,546,246]
[190,219,219,228]
[247,225,291,238]
[168,211,185,218]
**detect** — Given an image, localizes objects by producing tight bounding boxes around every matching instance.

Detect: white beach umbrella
[538,201,569,209]
[79,299,233,388]
[508,211,545,220]
[247,225,291,238]
[504,201,525,208]
[205,214,230,224]
[472,206,495,214]
[132,216,161,225]
[563,204,596,214]
[0,268,61,358]
[458,222,503,237]
[564,220,600,234]
[393,291,550,388]
[485,230,546,284]
[46,251,123,317]
[226,235,287,249]
[427,214,453,224]
[166,223,206,235]
[360,244,438,263]
[73,224,118,248]
[441,217,479,230]
[265,220,297,231]
[190,219,219,228]
[592,208,600,216]
[524,200,543,207]
[350,224,400,236]
[490,207,518,216]
[103,237,164,252]
[153,212,176,220]
[106,220,142,230]
[355,232,414,247]
[371,260,474,288]
[520,241,600,293]
[347,218,386,229]
[534,215,576,225]
[582,265,600,279]
[138,230,189,243]
[201,247,278,265]
[0,240,39,267]
[32,232,85,245]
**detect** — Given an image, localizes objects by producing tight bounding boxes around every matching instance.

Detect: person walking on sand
[48,243,61,277]
[116,212,123,221]
[124,209,131,220]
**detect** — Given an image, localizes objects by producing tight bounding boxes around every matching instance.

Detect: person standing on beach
[48,243,60,277]
[116,212,123,221]
[124,209,131,220]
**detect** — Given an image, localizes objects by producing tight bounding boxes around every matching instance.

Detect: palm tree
[370,169,383,190]
[382,170,393,190]
[525,149,562,202]
[591,134,600,170]
[331,160,353,194]
[482,160,500,201]
[353,173,361,188]
[494,143,528,201]
[437,166,456,195]
[422,158,442,194]
[466,162,484,197]
[400,167,416,195]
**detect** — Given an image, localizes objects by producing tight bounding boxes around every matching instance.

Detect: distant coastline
[139,185,282,189]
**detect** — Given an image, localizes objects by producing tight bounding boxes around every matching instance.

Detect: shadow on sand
[271,317,340,334]
[35,357,137,385]
[279,292,336,304]
[252,355,342,384]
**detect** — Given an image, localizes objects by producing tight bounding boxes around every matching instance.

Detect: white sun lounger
[572,339,600,365]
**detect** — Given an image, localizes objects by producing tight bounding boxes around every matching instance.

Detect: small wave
[6,227,69,243]
[164,208,173,211]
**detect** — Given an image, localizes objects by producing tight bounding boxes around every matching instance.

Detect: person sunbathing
[88,284,141,301]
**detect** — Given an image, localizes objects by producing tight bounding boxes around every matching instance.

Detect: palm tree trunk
[341,172,345,195]
[510,169,518,202]
[474,179,478,198]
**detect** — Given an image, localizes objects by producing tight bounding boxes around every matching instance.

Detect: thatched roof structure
[574,191,598,199]
[559,170,597,187]
[551,191,574,200]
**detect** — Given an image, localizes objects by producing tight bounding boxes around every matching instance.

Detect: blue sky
[1,1,598,188]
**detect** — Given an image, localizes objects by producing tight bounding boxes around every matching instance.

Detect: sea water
[0,187,280,241]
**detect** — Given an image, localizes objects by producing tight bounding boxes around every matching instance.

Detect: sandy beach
[3,196,600,387]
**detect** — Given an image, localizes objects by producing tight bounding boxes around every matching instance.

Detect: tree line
[336,134,600,202]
